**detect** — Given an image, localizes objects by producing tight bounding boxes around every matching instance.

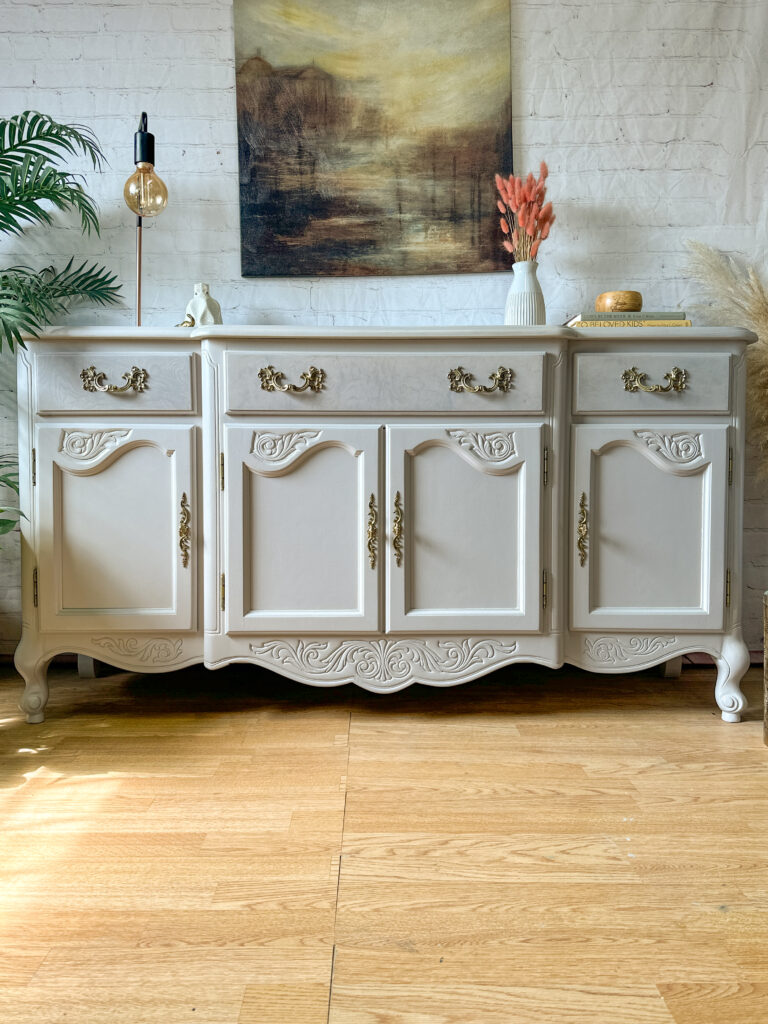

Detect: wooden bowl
[595,290,643,313]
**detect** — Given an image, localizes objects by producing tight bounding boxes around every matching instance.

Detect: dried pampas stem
[684,240,768,471]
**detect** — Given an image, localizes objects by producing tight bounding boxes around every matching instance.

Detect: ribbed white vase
[503,260,546,326]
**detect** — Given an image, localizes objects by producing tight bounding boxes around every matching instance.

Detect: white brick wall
[0,0,766,648]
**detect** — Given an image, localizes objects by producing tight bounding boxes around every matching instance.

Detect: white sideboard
[14,325,756,723]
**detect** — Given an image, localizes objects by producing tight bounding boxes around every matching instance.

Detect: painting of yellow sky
[235,0,513,276]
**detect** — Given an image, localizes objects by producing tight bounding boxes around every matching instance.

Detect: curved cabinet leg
[14,651,53,725]
[715,631,750,723]
[660,656,683,679]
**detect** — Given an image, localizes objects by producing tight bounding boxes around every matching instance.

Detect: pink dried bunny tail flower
[497,199,507,214]
[539,201,553,223]
[539,161,548,181]
[540,220,551,240]
[531,238,541,259]
[500,218,510,234]
[517,206,527,229]
[494,173,504,192]
[502,239,514,253]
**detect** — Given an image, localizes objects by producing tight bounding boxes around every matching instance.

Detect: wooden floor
[0,659,766,1024]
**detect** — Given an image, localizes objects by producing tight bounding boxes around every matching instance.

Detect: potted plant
[0,110,121,350]
[0,110,121,537]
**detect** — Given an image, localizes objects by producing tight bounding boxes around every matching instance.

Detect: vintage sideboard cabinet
[14,325,756,722]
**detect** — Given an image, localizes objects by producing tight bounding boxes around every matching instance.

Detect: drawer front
[35,352,197,415]
[573,352,731,414]
[224,350,547,415]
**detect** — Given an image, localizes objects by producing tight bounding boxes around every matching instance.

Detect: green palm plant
[0,110,122,350]
[0,450,22,539]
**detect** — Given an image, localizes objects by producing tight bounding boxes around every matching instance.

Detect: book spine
[570,313,687,322]
[571,320,692,327]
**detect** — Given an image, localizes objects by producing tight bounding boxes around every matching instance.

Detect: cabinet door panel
[387,425,542,632]
[37,425,195,632]
[226,425,380,633]
[571,425,727,630]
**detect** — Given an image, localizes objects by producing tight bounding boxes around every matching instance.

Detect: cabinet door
[571,425,728,631]
[387,424,543,633]
[36,425,195,632]
[225,425,381,633]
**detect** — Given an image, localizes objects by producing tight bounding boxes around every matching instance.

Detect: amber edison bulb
[123,161,168,217]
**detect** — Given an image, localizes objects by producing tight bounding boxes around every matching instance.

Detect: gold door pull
[367,494,378,569]
[80,365,149,394]
[179,493,191,568]
[392,491,404,567]
[577,492,588,567]
[258,365,326,393]
[448,366,514,394]
[622,366,687,394]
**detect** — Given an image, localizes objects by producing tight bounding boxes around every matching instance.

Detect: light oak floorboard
[0,660,765,1023]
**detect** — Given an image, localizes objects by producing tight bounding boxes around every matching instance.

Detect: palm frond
[0,262,122,350]
[0,112,121,351]
[0,111,106,175]
[0,152,100,236]
[37,258,122,306]
[0,450,23,540]
[0,451,20,496]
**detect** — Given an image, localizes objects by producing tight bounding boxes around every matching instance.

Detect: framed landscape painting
[234,0,513,277]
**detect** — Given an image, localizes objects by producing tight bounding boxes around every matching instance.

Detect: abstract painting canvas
[234,0,513,277]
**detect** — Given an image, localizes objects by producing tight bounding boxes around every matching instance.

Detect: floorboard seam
[327,710,352,1021]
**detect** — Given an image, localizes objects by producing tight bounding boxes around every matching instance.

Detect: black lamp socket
[133,112,155,166]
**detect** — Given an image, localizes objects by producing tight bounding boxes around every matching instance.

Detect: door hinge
[220,573,226,611]
[728,447,733,486]
[543,447,549,487]
[725,569,731,607]
[32,447,36,486]
[32,567,38,607]
[542,569,548,609]
[219,452,225,491]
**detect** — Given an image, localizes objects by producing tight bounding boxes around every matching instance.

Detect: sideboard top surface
[26,325,758,347]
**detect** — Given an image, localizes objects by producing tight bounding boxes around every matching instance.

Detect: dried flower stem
[495,163,555,263]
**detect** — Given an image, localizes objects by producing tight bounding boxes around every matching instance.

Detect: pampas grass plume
[685,240,768,469]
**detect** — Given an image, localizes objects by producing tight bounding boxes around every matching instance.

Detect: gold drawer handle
[577,492,588,567]
[622,366,687,394]
[392,491,404,567]
[367,493,377,570]
[258,365,326,393]
[179,492,191,568]
[80,365,149,394]
[448,366,514,394]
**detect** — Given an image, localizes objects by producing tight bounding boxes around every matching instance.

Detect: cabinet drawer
[224,350,547,415]
[573,352,731,414]
[35,352,197,415]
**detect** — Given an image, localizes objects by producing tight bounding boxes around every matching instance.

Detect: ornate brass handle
[179,492,191,568]
[258,365,326,393]
[622,366,687,394]
[392,491,404,567]
[367,494,377,569]
[80,365,149,394]
[447,366,514,394]
[577,492,588,567]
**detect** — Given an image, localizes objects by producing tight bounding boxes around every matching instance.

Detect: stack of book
[564,311,691,327]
